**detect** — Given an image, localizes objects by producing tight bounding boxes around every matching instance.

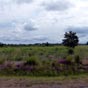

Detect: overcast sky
[0,0,88,44]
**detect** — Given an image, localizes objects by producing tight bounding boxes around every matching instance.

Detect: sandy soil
[0,77,88,88]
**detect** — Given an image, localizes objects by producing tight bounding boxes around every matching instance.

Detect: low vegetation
[0,45,87,76]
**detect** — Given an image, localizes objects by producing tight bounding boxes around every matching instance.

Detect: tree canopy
[62,31,79,48]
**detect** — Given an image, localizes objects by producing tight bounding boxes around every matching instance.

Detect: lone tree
[62,31,79,54]
[63,31,79,48]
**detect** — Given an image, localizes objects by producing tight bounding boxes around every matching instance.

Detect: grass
[0,45,88,61]
[0,45,87,76]
[0,73,88,81]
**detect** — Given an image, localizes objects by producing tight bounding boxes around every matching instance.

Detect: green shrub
[74,55,81,64]
[66,55,73,62]
[0,59,4,64]
[25,56,40,66]
[68,49,74,55]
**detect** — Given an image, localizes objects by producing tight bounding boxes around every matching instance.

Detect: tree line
[0,31,88,47]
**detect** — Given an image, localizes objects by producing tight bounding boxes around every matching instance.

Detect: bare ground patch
[0,76,88,88]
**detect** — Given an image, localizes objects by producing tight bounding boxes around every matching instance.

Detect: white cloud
[0,0,88,43]
[42,0,73,11]
[15,0,33,4]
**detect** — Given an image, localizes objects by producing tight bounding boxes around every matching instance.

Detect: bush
[74,55,81,64]
[68,49,74,55]
[25,56,40,66]
[0,59,4,64]
[66,55,73,62]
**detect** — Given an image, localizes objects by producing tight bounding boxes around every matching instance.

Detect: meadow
[0,45,87,76]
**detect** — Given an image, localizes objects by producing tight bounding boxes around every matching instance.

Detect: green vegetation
[0,46,67,61]
[0,45,87,61]
[0,45,87,76]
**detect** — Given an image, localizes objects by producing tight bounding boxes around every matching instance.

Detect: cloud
[80,0,88,1]
[23,22,38,31]
[0,0,88,44]
[15,0,33,4]
[0,20,41,44]
[32,35,48,41]
[42,0,73,11]
[0,34,48,44]
[66,26,88,38]
[0,21,16,30]
[67,26,88,33]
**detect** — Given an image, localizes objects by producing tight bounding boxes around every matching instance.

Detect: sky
[0,0,88,44]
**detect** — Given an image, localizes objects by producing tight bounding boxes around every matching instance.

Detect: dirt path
[0,77,88,88]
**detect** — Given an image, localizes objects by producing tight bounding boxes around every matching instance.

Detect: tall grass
[0,45,87,61]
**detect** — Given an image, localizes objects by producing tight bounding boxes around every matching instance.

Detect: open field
[0,45,88,61]
[0,45,87,87]
[0,75,88,88]
[0,45,87,76]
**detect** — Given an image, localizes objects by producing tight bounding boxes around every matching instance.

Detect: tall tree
[62,31,79,48]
